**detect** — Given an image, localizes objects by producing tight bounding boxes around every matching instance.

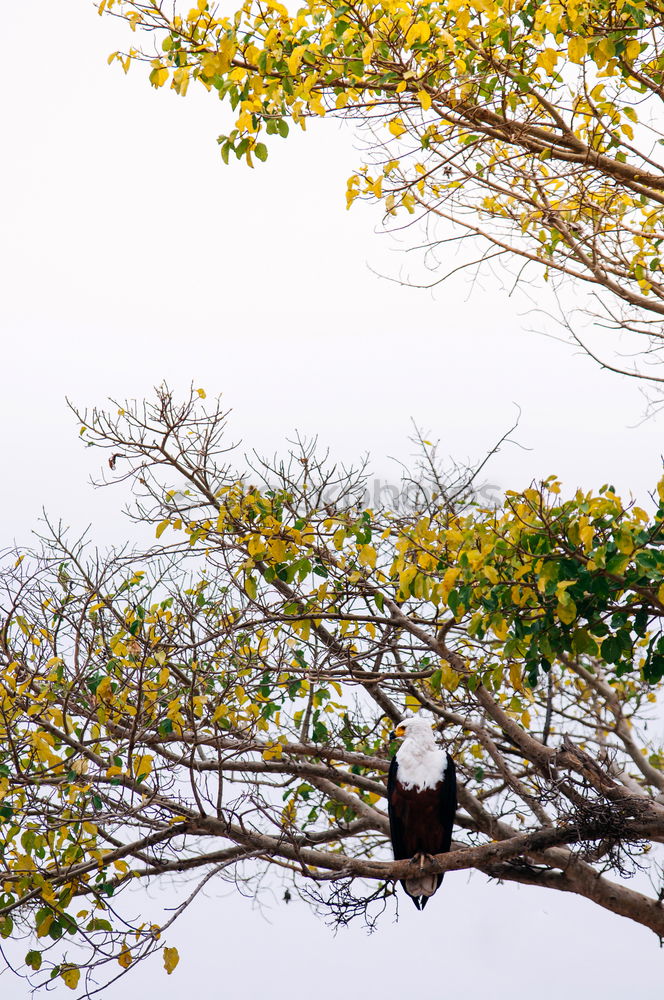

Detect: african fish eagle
[387,715,457,910]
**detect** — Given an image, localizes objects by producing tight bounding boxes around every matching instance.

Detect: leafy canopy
[2,387,664,992]
[101,0,664,343]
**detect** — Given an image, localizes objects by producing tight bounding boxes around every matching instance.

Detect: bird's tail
[404,874,441,899]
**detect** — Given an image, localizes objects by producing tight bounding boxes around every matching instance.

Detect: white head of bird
[392,714,448,790]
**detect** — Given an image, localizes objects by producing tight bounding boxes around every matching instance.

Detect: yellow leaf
[201,45,235,76]
[440,566,460,601]
[579,523,594,551]
[288,45,307,74]
[133,754,153,779]
[267,537,287,562]
[556,598,577,625]
[196,387,206,398]
[118,946,132,969]
[493,618,508,641]
[439,663,460,691]
[262,742,283,761]
[406,21,431,46]
[536,48,559,74]
[597,37,616,62]
[358,545,377,569]
[155,519,170,539]
[615,529,634,555]
[150,67,169,88]
[297,618,311,641]
[70,757,89,776]
[398,565,418,596]
[60,967,80,991]
[245,576,257,600]
[567,36,587,63]
[388,117,406,138]
[625,38,640,60]
[417,89,432,111]
[163,946,180,975]
[346,176,360,209]
[247,534,267,558]
[97,676,113,704]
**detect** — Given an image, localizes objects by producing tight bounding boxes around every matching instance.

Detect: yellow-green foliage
[100,0,664,318]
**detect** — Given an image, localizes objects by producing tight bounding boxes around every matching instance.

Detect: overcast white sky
[2,1,664,996]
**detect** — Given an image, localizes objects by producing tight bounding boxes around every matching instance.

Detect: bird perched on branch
[387,715,457,910]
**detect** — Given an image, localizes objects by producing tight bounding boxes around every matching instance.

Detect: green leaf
[25,950,42,971]
[572,629,598,655]
[86,918,114,932]
[601,635,621,663]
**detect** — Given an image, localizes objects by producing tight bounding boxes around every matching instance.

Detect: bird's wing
[439,754,457,852]
[387,756,409,860]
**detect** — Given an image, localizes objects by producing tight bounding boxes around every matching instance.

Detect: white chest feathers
[396,737,449,791]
